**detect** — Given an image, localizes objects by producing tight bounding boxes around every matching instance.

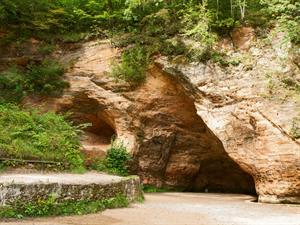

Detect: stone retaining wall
[0,173,143,206]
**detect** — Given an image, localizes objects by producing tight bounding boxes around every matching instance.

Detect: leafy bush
[0,60,68,103]
[181,2,217,44]
[160,38,188,57]
[0,194,128,218]
[0,104,84,171]
[180,2,218,60]
[90,139,132,176]
[0,67,25,103]
[111,45,149,85]
[260,0,300,44]
[106,140,132,176]
[26,60,68,94]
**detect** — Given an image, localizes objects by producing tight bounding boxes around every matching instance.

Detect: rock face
[131,65,254,193]
[24,40,254,194]
[157,30,300,203]
[22,32,299,203]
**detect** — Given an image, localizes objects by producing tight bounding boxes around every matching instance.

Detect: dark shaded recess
[73,113,116,145]
[191,157,256,194]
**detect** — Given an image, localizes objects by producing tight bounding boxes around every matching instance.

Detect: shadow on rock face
[131,65,256,194]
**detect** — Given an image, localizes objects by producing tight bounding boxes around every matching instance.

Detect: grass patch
[0,59,68,103]
[90,139,132,176]
[0,104,85,171]
[143,185,184,193]
[0,194,129,219]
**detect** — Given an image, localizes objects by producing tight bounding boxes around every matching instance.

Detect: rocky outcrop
[22,32,299,203]
[131,65,254,193]
[157,29,300,203]
[24,40,255,194]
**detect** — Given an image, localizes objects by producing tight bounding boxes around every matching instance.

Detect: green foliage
[111,45,149,85]
[90,139,132,176]
[0,67,25,103]
[0,60,68,103]
[37,43,55,55]
[181,1,217,47]
[143,185,184,193]
[260,0,300,44]
[26,60,68,95]
[0,194,129,218]
[0,104,85,171]
[160,38,188,57]
[106,140,132,176]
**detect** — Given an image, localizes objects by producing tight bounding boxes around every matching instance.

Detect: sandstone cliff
[158,27,300,203]
[21,28,299,203]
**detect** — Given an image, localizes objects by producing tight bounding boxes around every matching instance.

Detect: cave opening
[191,157,257,195]
[76,113,117,160]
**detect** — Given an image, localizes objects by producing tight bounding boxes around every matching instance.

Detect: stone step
[0,172,142,206]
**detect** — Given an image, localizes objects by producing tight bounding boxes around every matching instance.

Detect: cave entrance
[77,113,116,161]
[191,157,256,195]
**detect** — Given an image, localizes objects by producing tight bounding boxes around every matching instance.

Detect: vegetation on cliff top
[1,0,298,43]
[1,1,298,85]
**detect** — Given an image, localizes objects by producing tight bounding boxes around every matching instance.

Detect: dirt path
[1,193,299,225]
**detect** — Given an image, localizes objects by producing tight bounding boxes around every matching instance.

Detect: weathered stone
[157,30,300,203]
[20,34,300,203]
[22,40,255,194]
[230,26,255,51]
[0,173,142,206]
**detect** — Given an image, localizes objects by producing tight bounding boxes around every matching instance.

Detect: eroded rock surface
[22,34,299,203]
[24,40,254,194]
[158,30,300,203]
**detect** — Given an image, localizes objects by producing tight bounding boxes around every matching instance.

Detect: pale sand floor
[1,193,299,225]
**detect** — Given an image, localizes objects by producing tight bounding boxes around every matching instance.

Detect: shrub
[90,139,132,176]
[0,67,25,103]
[281,77,300,93]
[180,2,218,61]
[111,45,149,85]
[143,185,180,193]
[26,59,68,95]
[0,59,68,103]
[160,38,188,57]
[0,104,84,171]
[260,0,300,44]
[106,140,132,176]
[181,2,217,46]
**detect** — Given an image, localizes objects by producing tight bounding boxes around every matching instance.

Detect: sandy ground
[0,193,299,225]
